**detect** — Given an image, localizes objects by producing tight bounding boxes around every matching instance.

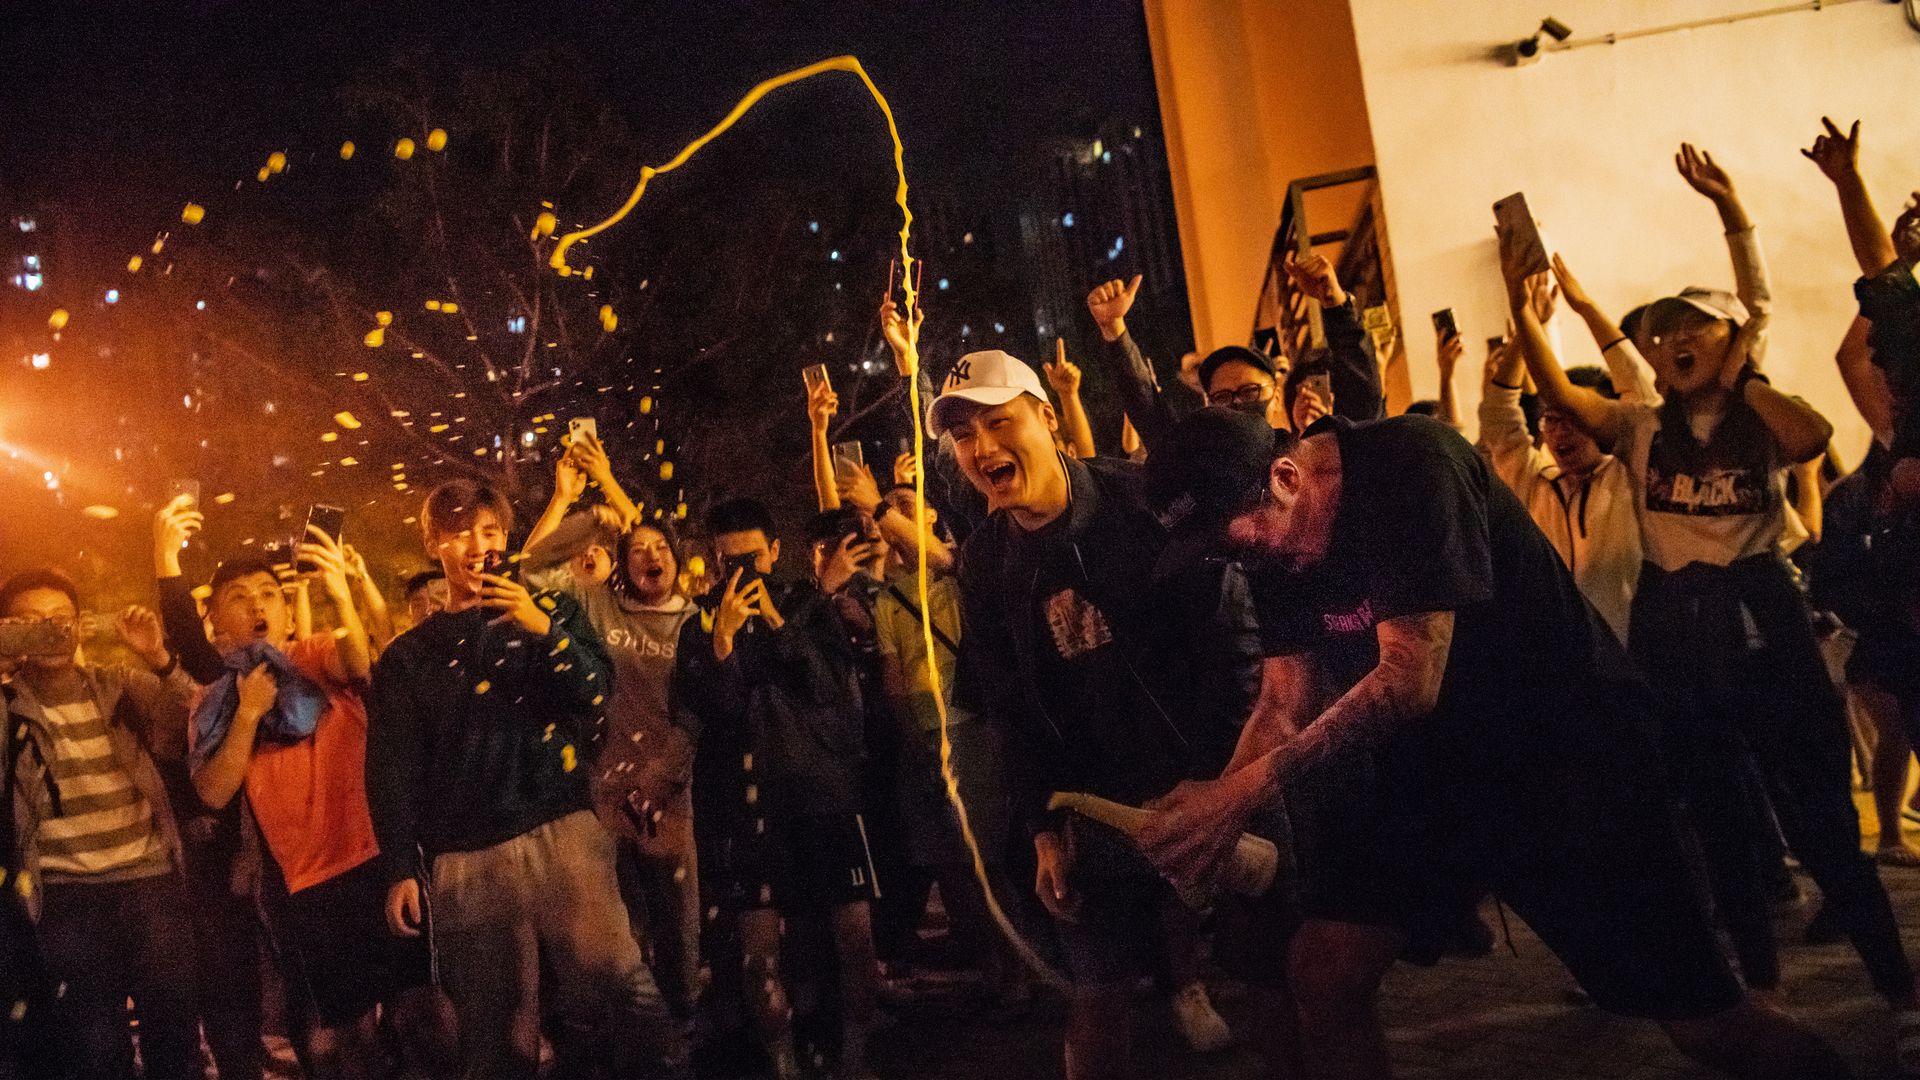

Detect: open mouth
[641,566,666,582]
[983,461,1017,489]
[1673,352,1697,376]
[251,619,269,637]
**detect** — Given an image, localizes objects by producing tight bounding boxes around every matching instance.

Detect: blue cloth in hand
[189,641,325,770]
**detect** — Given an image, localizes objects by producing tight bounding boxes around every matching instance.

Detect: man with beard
[1136,408,1849,1079]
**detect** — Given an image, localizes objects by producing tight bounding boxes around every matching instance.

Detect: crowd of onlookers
[3,119,1920,1080]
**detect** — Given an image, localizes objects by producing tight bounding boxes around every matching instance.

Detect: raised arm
[1087,275,1178,455]
[1433,329,1463,430]
[1288,250,1384,421]
[341,544,394,652]
[299,525,371,686]
[152,496,226,684]
[1504,244,1623,445]
[1044,339,1097,458]
[1551,254,1658,405]
[567,430,641,530]
[1835,316,1895,448]
[808,377,842,513]
[525,452,590,554]
[837,456,955,573]
[1678,143,1772,364]
[1803,118,1899,277]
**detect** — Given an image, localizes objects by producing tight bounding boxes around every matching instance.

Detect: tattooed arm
[1143,611,1454,890]
[1252,611,1452,791]
[1222,654,1320,776]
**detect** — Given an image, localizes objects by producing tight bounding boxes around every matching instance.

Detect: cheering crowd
[4,119,1920,1080]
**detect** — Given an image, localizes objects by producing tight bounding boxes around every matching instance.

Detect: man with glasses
[1086,251,1383,456]
[1,568,201,1080]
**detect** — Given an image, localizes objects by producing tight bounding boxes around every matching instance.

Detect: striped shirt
[34,699,168,881]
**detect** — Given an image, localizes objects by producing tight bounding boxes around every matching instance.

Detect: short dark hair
[705,498,775,542]
[422,479,514,540]
[0,568,80,617]
[1403,399,1442,417]
[805,507,866,551]
[612,519,684,596]
[1283,352,1333,412]
[1564,364,1618,400]
[402,569,445,597]
[209,555,280,598]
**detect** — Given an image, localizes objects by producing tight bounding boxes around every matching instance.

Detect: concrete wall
[1143,0,1378,354]
[1345,0,1920,456]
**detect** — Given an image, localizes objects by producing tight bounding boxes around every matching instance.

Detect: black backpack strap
[883,583,960,658]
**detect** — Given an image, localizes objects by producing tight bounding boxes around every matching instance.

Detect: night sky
[0,0,1175,601]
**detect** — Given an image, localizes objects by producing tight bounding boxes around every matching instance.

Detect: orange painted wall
[1143,0,1377,353]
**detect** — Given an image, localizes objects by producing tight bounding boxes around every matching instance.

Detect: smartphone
[1431,308,1459,341]
[832,440,865,472]
[298,504,346,573]
[0,618,75,658]
[802,364,832,396]
[721,551,761,585]
[481,550,518,584]
[1487,335,1507,354]
[568,416,597,445]
[1492,192,1551,279]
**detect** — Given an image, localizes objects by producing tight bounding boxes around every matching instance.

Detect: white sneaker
[1172,981,1232,1054]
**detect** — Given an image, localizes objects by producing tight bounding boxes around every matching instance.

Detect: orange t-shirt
[243,637,381,893]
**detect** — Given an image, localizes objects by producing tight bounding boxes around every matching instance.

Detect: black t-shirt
[1249,416,1640,762]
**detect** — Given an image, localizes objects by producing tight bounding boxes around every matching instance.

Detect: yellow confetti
[334,411,361,429]
[425,300,441,311]
[214,492,236,505]
[9,1000,25,1022]
[675,502,688,519]
[363,327,384,348]
[340,141,356,160]
[258,167,271,183]
[181,203,205,225]
[532,211,557,240]
[473,680,491,695]
[427,128,448,152]
[128,255,143,272]
[599,304,617,332]
[12,870,29,899]
[352,372,370,382]
[659,461,674,481]
[561,744,577,772]
[339,457,358,466]
[582,266,594,281]
[81,505,119,520]
[151,237,166,255]
[429,423,449,433]
[686,555,705,577]
[376,310,393,326]
[48,309,68,331]
[639,396,653,414]
[442,301,458,314]
[394,138,415,160]
[320,432,338,443]
[190,585,212,602]
[268,150,287,173]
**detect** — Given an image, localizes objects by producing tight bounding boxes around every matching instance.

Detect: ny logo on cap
[946,358,972,387]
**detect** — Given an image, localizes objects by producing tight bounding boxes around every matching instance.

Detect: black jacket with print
[955,455,1262,837]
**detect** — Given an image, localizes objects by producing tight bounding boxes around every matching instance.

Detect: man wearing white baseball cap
[932,351,1269,1079]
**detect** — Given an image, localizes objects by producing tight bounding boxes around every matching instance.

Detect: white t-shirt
[1616,401,1787,572]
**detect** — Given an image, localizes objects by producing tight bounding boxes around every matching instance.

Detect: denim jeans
[429,810,689,1079]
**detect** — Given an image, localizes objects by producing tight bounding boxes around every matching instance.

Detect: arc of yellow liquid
[555,56,1062,990]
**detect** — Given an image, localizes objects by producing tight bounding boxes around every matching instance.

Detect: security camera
[1511,17,1572,65]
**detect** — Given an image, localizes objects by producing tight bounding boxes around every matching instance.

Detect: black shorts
[1288,719,1743,1022]
[265,858,432,1027]
[716,812,880,914]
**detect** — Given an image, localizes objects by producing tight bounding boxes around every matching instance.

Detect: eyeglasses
[1208,384,1275,407]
